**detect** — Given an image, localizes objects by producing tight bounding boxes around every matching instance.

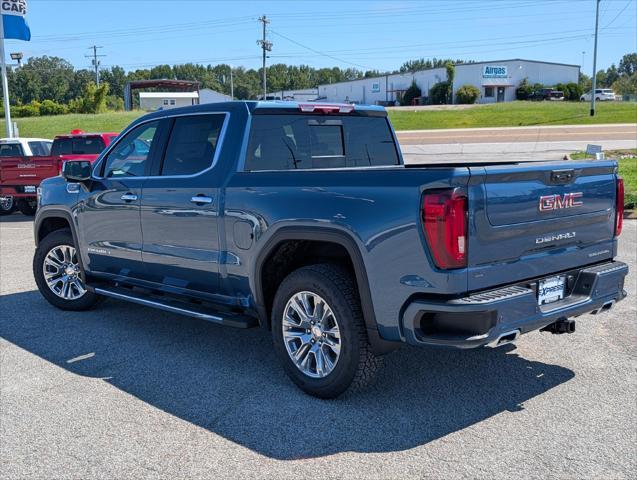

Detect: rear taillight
[422,189,468,269]
[615,177,624,236]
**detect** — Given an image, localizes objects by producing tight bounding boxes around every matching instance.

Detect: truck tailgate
[467,160,618,291]
[0,156,59,187]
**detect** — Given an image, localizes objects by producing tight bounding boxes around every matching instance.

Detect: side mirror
[62,160,92,182]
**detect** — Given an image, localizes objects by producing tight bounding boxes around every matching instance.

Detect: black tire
[17,198,37,216]
[0,196,15,215]
[272,263,382,398]
[33,229,101,311]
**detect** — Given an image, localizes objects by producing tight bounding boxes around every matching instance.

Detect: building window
[484,87,494,98]
[170,99,176,106]
[163,99,169,106]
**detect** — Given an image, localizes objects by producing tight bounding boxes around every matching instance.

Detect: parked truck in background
[0,137,53,215]
[32,101,628,398]
[0,131,118,216]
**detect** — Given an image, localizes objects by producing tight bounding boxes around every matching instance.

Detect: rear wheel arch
[254,227,398,355]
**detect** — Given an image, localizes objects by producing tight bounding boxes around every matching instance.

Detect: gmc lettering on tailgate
[539,192,583,212]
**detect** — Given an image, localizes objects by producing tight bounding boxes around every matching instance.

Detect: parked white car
[580,89,616,102]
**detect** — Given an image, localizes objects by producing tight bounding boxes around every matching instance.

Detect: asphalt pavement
[398,124,637,163]
[1,214,636,479]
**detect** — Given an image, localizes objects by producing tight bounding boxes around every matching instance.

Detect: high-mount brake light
[70,129,85,135]
[298,103,355,114]
[422,189,468,269]
[615,177,624,236]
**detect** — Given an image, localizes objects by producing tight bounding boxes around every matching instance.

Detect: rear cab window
[245,113,399,171]
[0,143,23,157]
[51,136,106,156]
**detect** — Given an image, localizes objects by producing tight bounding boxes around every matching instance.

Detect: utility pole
[257,15,272,100]
[590,0,600,116]
[229,66,234,100]
[86,46,106,86]
[581,51,586,71]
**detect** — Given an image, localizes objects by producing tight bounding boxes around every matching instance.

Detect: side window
[28,141,49,156]
[103,121,159,178]
[161,114,225,176]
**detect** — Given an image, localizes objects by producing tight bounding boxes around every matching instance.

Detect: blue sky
[7,0,637,74]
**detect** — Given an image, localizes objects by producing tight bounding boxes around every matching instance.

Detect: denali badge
[539,192,583,212]
[536,232,576,244]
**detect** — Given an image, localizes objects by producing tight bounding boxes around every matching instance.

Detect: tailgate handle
[551,169,574,184]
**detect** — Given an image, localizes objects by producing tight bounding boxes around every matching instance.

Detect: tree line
[2,53,635,116]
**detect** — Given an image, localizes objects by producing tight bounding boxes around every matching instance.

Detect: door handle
[191,195,213,205]
[121,193,138,202]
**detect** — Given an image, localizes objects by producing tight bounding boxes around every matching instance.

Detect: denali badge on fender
[539,192,583,212]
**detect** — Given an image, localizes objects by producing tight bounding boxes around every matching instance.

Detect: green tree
[612,73,637,96]
[19,56,74,103]
[445,62,455,103]
[456,84,480,104]
[401,80,421,106]
[70,82,109,114]
[100,66,127,98]
[516,78,533,100]
[618,53,637,76]
[429,81,450,104]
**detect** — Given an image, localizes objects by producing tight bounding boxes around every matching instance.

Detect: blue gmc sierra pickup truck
[33,101,628,398]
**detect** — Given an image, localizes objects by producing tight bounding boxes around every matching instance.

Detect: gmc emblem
[539,192,583,212]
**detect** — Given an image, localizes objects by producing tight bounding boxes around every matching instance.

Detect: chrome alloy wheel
[42,245,86,300]
[282,291,341,378]
[0,196,13,211]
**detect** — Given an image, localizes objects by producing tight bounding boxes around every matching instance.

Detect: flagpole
[0,15,13,138]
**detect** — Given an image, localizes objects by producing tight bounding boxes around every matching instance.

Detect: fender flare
[34,208,79,247]
[253,226,399,355]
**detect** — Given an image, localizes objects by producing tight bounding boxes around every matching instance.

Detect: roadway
[397,124,637,163]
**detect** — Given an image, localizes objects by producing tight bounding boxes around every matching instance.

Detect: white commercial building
[318,59,580,105]
[258,88,319,101]
[139,91,199,111]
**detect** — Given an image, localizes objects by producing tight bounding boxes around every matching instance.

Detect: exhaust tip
[488,329,521,348]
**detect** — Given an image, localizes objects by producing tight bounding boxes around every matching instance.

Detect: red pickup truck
[0,131,118,216]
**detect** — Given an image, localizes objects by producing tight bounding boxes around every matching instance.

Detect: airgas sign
[482,65,507,78]
[1,0,27,16]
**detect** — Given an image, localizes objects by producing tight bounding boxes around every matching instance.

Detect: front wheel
[271,263,382,398]
[17,198,37,216]
[33,229,101,311]
[0,196,14,215]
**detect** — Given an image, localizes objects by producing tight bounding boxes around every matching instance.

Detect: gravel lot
[1,214,635,479]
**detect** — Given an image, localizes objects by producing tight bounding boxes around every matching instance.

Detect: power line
[269,29,372,70]
[602,0,633,29]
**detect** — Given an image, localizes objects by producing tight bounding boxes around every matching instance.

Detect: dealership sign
[1,0,27,16]
[483,65,508,78]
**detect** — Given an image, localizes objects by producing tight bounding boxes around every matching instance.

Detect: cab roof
[133,100,387,125]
